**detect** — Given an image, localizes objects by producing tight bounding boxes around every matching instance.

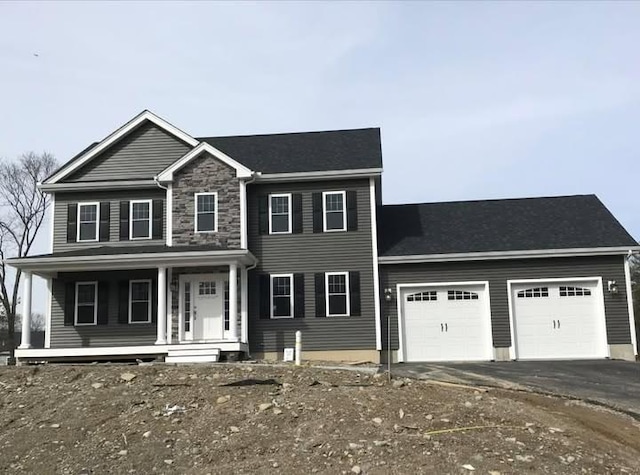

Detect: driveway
[392,360,640,418]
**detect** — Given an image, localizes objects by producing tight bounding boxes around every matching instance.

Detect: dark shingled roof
[15,244,232,260]
[378,195,638,257]
[198,128,382,174]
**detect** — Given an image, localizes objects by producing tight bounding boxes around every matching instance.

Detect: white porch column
[240,266,248,344]
[19,271,32,349]
[156,267,167,345]
[229,263,238,341]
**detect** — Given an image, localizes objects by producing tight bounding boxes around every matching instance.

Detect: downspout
[241,171,260,355]
[154,176,171,342]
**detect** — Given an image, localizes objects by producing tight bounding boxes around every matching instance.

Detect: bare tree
[0,152,57,362]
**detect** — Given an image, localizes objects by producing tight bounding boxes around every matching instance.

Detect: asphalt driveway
[393,360,640,417]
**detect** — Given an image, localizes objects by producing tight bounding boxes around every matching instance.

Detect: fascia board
[46,110,199,184]
[157,142,253,181]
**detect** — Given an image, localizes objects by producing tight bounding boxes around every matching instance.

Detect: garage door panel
[401,284,492,362]
[512,280,606,360]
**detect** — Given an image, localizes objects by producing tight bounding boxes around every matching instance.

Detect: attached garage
[398,282,493,362]
[509,279,608,360]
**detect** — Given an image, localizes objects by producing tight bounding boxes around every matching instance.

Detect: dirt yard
[0,363,639,474]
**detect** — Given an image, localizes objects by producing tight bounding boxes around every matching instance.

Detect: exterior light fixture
[607,280,619,294]
[384,288,394,302]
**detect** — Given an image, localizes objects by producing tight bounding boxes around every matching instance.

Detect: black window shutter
[312,193,323,233]
[259,274,270,319]
[294,273,305,318]
[151,278,158,323]
[99,202,110,242]
[349,271,361,316]
[347,190,358,231]
[67,203,77,243]
[119,201,130,241]
[314,273,326,317]
[97,281,109,325]
[258,195,269,235]
[118,280,129,324]
[64,282,75,326]
[152,200,163,240]
[292,193,303,234]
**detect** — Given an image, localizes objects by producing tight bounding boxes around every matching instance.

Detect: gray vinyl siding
[53,190,166,252]
[381,255,631,351]
[66,122,191,182]
[50,270,157,348]
[247,179,377,353]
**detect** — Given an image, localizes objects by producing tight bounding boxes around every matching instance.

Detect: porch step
[165,346,220,364]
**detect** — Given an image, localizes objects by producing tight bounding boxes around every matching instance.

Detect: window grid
[447,290,479,301]
[195,193,217,233]
[407,291,438,302]
[323,191,346,232]
[184,282,191,333]
[326,272,350,317]
[77,203,99,242]
[271,275,293,318]
[199,281,216,296]
[75,282,97,325]
[517,287,549,298]
[129,280,151,323]
[559,286,591,297]
[269,194,291,234]
[130,200,151,240]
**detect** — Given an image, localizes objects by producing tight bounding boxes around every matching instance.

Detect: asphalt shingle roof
[198,128,382,174]
[378,195,638,257]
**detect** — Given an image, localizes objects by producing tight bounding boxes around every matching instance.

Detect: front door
[182,276,226,341]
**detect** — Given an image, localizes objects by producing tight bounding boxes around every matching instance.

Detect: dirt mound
[1,363,639,474]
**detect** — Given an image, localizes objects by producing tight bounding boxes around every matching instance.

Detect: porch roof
[6,245,257,276]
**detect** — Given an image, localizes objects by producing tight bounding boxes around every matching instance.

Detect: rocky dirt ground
[1,363,639,474]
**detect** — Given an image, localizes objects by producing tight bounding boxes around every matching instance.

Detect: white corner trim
[46,110,198,184]
[240,181,247,248]
[49,194,55,254]
[166,184,173,246]
[45,277,52,348]
[379,246,640,264]
[256,168,383,182]
[157,142,253,181]
[624,258,638,356]
[369,178,382,350]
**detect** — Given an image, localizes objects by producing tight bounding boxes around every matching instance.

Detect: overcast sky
[1,1,640,309]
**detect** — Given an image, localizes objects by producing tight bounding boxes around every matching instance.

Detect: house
[8,111,639,364]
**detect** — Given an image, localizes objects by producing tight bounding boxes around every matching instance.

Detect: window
[323,191,346,232]
[195,192,217,232]
[199,281,216,296]
[75,282,98,325]
[560,286,591,297]
[447,290,479,300]
[269,193,292,234]
[130,200,152,240]
[517,287,549,298]
[271,274,293,318]
[326,272,350,316]
[407,291,437,302]
[129,280,151,324]
[77,203,99,242]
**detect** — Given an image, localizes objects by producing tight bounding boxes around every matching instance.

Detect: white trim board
[395,281,493,363]
[40,180,160,193]
[157,142,253,181]
[369,177,382,350]
[624,258,638,356]
[255,168,382,183]
[46,110,199,184]
[506,277,609,361]
[380,246,640,264]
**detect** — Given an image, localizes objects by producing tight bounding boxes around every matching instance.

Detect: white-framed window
[199,281,216,296]
[130,199,152,240]
[195,192,217,233]
[407,291,437,302]
[323,191,346,232]
[269,193,292,234]
[559,286,591,297]
[75,281,98,325]
[271,274,293,319]
[326,272,350,316]
[77,202,99,242]
[447,290,479,301]
[129,279,152,324]
[517,287,549,298]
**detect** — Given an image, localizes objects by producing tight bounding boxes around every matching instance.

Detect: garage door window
[447,290,478,300]
[407,291,437,302]
[559,286,591,297]
[517,287,549,298]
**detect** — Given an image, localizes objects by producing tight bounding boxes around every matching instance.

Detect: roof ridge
[382,194,597,208]
[197,127,380,140]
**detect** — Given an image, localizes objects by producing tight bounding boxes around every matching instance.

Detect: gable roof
[378,195,639,258]
[157,142,253,181]
[45,110,198,184]
[198,128,382,174]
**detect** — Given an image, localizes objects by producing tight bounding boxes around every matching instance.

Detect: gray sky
[2,1,640,310]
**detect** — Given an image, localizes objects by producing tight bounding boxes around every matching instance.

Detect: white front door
[182,275,227,341]
[400,283,492,362]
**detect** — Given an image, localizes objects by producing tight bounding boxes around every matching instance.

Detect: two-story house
[9,110,639,364]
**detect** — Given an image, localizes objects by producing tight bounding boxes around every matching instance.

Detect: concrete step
[167,348,221,358]
[165,354,219,363]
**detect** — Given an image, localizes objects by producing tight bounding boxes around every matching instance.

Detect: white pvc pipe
[295,330,302,366]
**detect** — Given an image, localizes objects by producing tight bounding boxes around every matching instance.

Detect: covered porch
[8,245,257,363]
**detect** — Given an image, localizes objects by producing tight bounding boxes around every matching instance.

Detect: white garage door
[511,280,607,360]
[400,283,493,362]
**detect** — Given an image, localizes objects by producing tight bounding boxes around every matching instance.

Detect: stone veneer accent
[172,152,241,247]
